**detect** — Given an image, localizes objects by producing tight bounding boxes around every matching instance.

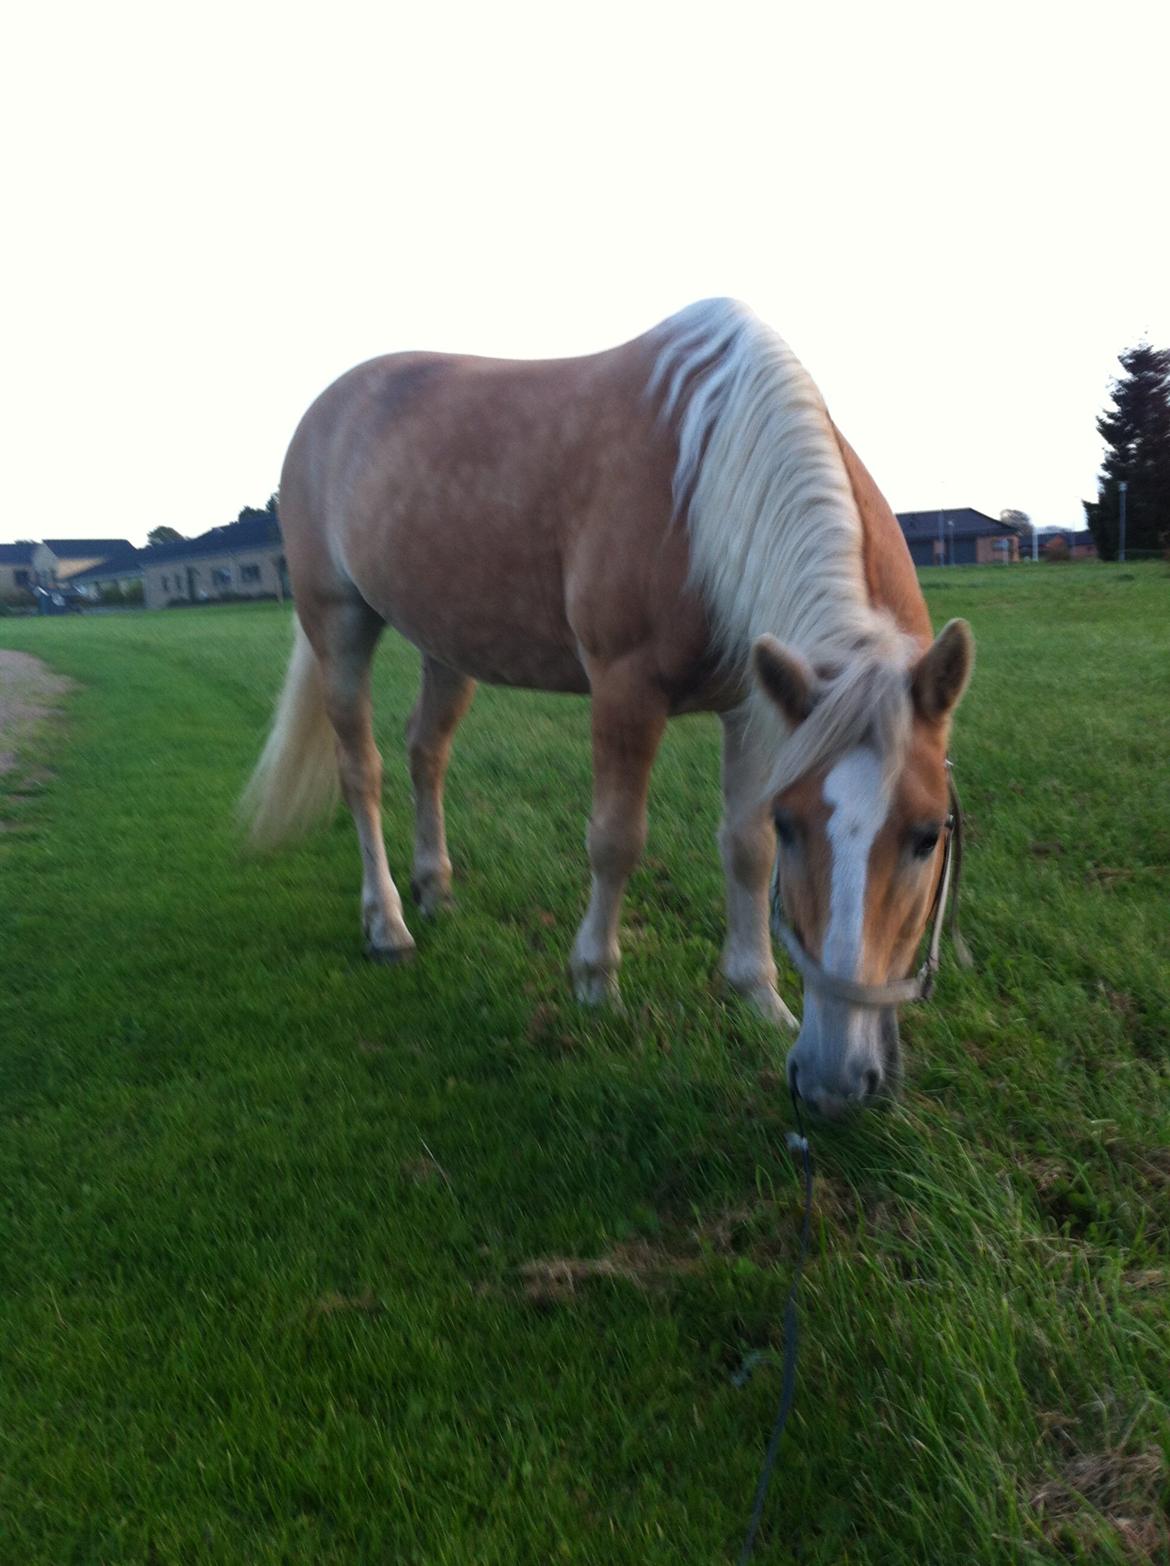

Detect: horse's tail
[239,619,338,848]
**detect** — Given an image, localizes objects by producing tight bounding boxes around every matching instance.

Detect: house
[33,538,136,587]
[1036,528,1098,560]
[0,542,36,600]
[895,509,1020,566]
[138,512,288,610]
[68,542,146,600]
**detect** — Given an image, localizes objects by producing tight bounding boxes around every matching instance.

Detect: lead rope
[735,1084,814,1565]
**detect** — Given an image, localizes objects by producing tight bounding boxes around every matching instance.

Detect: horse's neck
[830,424,933,648]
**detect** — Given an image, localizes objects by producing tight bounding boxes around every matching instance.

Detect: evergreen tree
[1084,344,1170,559]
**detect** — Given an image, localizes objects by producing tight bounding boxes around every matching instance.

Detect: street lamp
[1118,480,1128,563]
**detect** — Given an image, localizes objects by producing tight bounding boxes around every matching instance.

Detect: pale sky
[4,1,1168,546]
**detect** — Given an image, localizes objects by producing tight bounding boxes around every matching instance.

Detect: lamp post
[947,518,955,565]
[1118,480,1128,563]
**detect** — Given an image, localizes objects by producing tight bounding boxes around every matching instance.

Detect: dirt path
[0,648,75,779]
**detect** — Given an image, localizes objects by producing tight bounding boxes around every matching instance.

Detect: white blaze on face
[822,747,890,982]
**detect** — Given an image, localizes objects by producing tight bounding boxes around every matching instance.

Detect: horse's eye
[910,823,941,860]
[773,809,797,848]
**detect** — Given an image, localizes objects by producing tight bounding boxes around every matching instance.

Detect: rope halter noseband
[769,761,972,1010]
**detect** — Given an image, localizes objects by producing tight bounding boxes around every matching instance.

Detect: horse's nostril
[863,1067,881,1099]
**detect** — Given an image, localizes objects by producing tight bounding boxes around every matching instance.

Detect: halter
[769,761,972,1009]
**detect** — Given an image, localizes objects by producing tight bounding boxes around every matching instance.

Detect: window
[14,569,29,587]
[240,563,261,584]
[162,575,169,593]
[211,567,231,589]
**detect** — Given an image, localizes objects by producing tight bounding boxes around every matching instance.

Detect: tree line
[147,493,278,550]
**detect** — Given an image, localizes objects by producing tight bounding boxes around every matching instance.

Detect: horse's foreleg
[718,705,799,1029]
[571,662,667,1005]
[406,656,476,917]
[314,600,415,963]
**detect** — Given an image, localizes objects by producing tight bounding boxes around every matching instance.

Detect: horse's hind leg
[406,656,476,917]
[311,596,416,962]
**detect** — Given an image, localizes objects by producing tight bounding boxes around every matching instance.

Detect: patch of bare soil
[518,1179,827,1307]
[519,1242,700,1304]
[1030,1407,1169,1561]
[0,650,74,807]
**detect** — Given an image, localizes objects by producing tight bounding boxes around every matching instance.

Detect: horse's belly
[361,562,590,693]
[397,618,591,693]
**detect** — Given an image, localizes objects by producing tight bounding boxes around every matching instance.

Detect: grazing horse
[242,300,973,1115]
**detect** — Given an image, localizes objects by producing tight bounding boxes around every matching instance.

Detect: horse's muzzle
[786,1006,900,1117]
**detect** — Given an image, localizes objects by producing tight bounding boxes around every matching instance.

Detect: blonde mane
[649,297,917,788]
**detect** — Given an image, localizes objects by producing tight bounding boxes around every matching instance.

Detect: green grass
[1,564,1168,1564]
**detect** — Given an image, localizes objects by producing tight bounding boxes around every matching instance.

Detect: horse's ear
[753,636,819,726]
[911,619,974,723]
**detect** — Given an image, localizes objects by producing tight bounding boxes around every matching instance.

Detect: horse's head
[754,620,974,1117]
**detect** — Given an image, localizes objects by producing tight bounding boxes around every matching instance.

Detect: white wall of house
[0,563,34,599]
[144,549,286,610]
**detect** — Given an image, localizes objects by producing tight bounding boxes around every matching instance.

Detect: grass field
[2,564,1168,1564]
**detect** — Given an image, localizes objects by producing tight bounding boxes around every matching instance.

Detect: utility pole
[938,507,945,566]
[1118,480,1128,563]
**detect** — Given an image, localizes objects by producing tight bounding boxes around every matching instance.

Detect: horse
[242,299,973,1116]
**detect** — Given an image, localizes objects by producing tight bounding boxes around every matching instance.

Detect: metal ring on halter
[769,763,970,1010]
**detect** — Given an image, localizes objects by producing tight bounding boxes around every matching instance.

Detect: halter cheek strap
[770,763,972,1010]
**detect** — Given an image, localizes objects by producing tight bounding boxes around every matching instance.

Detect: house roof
[42,538,134,558]
[1039,528,1095,544]
[69,544,145,583]
[141,513,282,564]
[0,542,36,565]
[895,509,1016,541]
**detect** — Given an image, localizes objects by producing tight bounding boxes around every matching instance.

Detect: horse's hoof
[725,977,799,1031]
[572,968,621,1008]
[365,941,416,966]
[755,987,799,1031]
[410,878,455,919]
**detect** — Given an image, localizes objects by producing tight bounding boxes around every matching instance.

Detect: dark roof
[895,509,1016,541]
[1039,528,1095,544]
[42,538,134,557]
[141,513,282,564]
[0,542,36,565]
[69,544,145,583]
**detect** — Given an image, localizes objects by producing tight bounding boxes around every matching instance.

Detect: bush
[1045,536,1070,562]
[165,592,281,609]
